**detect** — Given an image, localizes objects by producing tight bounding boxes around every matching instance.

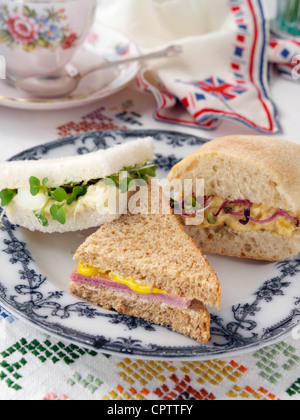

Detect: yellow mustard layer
[199,196,299,237]
[77,263,168,295]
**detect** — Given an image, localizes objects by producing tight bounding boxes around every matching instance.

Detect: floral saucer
[0,23,140,110]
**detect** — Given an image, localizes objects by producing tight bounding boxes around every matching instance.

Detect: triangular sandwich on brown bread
[69,183,221,344]
[167,135,300,262]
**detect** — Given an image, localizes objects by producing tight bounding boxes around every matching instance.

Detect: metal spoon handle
[103,45,182,67]
[67,45,183,79]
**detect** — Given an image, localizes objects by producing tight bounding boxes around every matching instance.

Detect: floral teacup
[0,0,97,79]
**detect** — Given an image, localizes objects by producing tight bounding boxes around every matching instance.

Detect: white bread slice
[0,137,154,189]
[167,135,300,212]
[73,183,221,309]
[184,224,300,262]
[1,138,154,233]
[69,282,211,344]
[5,204,121,234]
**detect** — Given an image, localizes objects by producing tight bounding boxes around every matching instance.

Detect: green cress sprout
[206,210,217,225]
[29,176,48,196]
[28,163,157,226]
[105,163,157,192]
[33,210,49,227]
[0,163,157,227]
[0,189,18,207]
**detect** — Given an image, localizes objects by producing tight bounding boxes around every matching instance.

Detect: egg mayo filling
[10,180,117,217]
[0,162,157,227]
[181,196,300,237]
[72,264,193,309]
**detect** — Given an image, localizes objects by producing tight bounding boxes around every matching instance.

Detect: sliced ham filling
[70,270,192,309]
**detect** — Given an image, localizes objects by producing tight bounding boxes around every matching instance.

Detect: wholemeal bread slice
[167,135,300,261]
[70,182,221,343]
[69,282,211,344]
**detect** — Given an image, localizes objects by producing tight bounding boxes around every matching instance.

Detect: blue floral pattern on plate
[0,129,299,361]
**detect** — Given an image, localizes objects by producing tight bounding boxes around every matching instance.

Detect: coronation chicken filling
[182,196,300,238]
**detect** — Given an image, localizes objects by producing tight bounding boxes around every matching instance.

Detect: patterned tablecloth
[0,28,300,399]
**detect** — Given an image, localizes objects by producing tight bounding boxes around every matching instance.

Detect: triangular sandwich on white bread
[0,138,155,233]
[167,135,300,262]
[70,182,221,344]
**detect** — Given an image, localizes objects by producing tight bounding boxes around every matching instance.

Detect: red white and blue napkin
[98,0,299,134]
[269,28,300,82]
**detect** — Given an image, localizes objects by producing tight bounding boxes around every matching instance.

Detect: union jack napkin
[269,27,300,83]
[98,0,280,133]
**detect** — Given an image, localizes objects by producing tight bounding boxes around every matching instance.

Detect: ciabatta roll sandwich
[167,135,300,262]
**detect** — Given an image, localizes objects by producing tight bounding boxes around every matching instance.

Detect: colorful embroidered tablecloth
[0,0,300,401]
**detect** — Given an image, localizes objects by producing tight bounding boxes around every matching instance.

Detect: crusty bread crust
[0,137,154,190]
[184,224,300,262]
[69,282,211,344]
[167,135,300,212]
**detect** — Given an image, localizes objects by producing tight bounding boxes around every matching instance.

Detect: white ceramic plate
[0,129,299,361]
[0,24,140,111]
